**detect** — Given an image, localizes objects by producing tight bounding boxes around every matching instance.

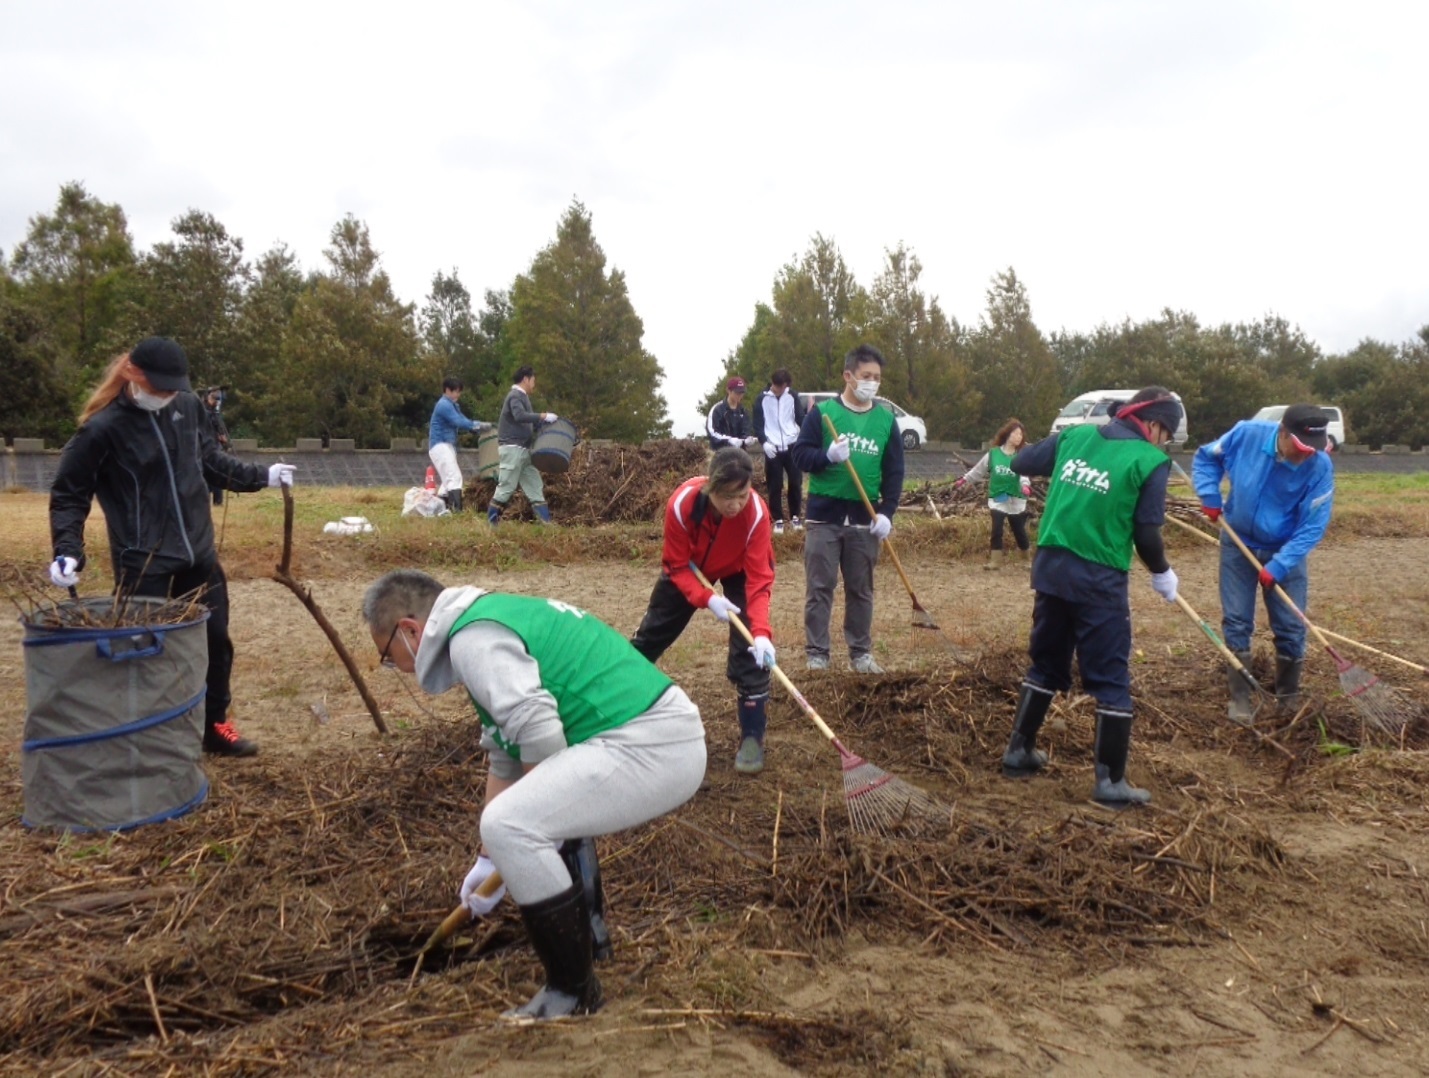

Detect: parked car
[1250,405,1346,451]
[797,391,928,451]
[1051,389,1189,445]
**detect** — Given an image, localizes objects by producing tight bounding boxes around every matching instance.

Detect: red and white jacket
[661,475,775,639]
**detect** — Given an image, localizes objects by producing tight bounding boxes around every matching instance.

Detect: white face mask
[131,385,177,411]
[852,379,880,404]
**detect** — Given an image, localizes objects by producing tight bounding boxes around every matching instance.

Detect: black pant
[990,509,1029,552]
[124,560,233,730]
[765,449,803,522]
[1026,590,1133,712]
[631,572,770,698]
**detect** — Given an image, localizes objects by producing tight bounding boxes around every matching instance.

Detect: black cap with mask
[129,337,192,393]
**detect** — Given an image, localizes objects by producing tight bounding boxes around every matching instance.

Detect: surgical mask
[131,385,177,412]
[852,380,880,404]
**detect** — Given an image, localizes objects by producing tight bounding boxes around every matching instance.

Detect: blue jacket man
[1192,404,1335,720]
[428,377,485,511]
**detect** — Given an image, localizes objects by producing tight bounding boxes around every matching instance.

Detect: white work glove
[49,556,80,588]
[826,435,851,464]
[762,442,777,460]
[707,595,741,623]
[742,436,759,450]
[869,513,892,540]
[458,854,507,917]
[748,635,776,670]
[267,462,296,488]
[1150,568,1179,602]
[542,412,557,423]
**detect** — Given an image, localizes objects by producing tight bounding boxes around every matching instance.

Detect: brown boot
[983,550,1003,571]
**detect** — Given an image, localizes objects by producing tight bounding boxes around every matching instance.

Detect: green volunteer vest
[807,398,896,504]
[449,593,673,761]
[988,446,1021,499]
[1036,424,1167,570]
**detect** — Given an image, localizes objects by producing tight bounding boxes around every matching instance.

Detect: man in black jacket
[707,377,758,453]
[49,337,295,757]
[752,369,806,533]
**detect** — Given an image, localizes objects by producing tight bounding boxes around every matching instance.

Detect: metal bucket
[476,429,499,479]
[21,598,210,832]
[531,418,579,474]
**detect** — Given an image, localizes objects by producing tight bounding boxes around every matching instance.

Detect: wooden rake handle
[819,411,920,600]
[418,869,506,957]
[688,563,841,745]
[1166,513,1428,675]
[1172,592,1262,689]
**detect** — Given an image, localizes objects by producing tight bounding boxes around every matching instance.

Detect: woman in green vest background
[955,418,1034,570]
[362,569,707,1020]
[1000,388,1183,807]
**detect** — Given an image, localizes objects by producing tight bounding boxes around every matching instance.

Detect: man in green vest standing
[791,344,905,674]
[362,569,706,1020]
[1000,387,1183,807]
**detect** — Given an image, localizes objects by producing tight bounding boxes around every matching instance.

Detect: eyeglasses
[379,622,402,668]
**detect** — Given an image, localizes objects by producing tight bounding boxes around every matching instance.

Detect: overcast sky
[3,1,1425,436]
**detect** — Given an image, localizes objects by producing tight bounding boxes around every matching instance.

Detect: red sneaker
[203,720,259,757]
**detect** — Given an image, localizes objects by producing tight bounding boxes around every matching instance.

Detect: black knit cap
[129,337,191,392]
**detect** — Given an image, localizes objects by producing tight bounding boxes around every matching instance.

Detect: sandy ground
[3,522,1429,1076]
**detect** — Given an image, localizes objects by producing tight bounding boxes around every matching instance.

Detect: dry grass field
[1,475,1427,1076]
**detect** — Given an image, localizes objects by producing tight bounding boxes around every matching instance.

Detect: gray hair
[362,569,445,634]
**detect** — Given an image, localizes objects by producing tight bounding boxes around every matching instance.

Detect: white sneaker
[791,516,803,532]
[806,655,829,671]
[851,654,885,675]
[773,520,785,535]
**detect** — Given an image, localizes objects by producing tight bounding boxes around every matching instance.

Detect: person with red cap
[1192,404,1335,721]
[49,337,295,757]
[707,376,759,454]
[630,447,777,774]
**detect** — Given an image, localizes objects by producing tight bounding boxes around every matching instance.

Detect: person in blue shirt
[428,377,486,512]
[1192,404,1335,722]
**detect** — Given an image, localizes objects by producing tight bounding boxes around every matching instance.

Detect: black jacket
[707,399,753,450]
[51,390,268,578]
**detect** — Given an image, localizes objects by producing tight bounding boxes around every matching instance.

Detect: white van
[1250,405,1346,451]
[1050,389,1189,445]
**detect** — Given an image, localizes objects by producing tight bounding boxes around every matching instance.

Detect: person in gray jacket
[489,366,558,525]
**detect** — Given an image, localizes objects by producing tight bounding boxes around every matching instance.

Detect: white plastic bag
[401,488,450,518]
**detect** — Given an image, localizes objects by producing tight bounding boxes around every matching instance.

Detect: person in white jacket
[753,369,807,534]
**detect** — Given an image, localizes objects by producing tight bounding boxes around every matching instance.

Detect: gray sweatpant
[480,686,707,905]
[802,521,880,661]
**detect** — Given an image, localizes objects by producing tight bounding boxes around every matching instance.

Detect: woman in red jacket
[631,447,777,775]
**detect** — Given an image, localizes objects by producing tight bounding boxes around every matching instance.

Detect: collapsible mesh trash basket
[21,598,210,832]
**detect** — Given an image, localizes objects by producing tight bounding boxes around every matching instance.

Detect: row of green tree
[1,185,666,448]
[713,238,1429,449]
[4,183,1427,449]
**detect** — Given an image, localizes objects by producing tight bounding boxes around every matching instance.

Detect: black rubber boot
[735,694,769,775]
[559,838,612,961]
[1227,650,1255,725]
[1091,709,1151,807]
[505,883,603,1021]
[1274,655,1304,713]
[1002,683,1053,776]
[444,489,464,513]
